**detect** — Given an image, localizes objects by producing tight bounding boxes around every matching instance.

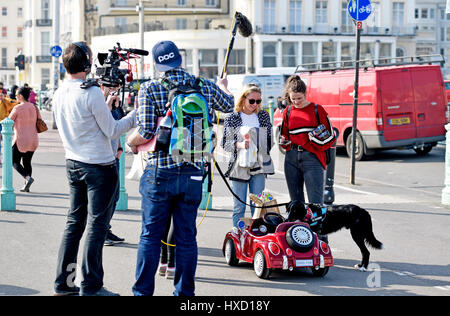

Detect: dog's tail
[365,231,383,250]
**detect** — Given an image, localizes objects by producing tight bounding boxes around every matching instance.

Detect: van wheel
[414,145,433,156]
[276,127,286,155]
[345,131,366,161]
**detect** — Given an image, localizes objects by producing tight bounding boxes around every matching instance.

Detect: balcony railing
[36,19,52,27]
[36,56,51,63]
[254,24,417,36]
[111,0,221,10]
[94,18,214,36]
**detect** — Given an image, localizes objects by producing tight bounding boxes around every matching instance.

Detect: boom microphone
[126,48,149,56]
[221,11,253,78]
[236,12,253,38]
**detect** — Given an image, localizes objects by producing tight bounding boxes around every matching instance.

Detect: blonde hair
[235,84,263,113]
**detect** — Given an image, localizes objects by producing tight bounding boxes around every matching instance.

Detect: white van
[226,74,288,109]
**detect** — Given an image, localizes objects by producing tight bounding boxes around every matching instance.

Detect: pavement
[0,110,449,297]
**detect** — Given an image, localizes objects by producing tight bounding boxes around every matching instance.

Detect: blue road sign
[50,45,62,58]
[348,0,372,22]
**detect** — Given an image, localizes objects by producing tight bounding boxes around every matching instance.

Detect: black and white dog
[287,201,383,271]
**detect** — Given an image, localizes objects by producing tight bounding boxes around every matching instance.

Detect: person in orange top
[0,91,19,163]
[8,86,41,192]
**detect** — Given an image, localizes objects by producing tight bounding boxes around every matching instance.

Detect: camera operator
[52,42,136,296]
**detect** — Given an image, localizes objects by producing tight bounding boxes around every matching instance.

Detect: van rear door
[410,66,447,138]
[378,68,416,141]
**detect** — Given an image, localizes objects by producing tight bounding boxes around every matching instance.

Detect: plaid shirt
[137,68,235,168]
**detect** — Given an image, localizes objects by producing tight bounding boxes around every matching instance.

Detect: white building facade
[90,0,422,80]
[0,0,24,89]
[23,0,54,90]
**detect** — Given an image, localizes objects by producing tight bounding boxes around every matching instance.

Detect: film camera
[95,43,148,88]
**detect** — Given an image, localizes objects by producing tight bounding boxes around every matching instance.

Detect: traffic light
[15,54,25,70]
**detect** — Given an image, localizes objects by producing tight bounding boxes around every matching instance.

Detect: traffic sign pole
[348,0,371,185]
[350,21,362,185]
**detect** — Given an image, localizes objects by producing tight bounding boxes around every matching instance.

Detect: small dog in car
[287,201,383,271]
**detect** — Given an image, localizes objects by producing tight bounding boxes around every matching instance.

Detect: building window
[199,49,218,79]
[41,0,50,19]
[379,43,392,64]
[176,18,187,30]
[18,7,23,17]
[205,0,216,6]
[2,7,7,16]
[41,31,50,56]
[115,0,127,6]
[341,42,355,66]
[360,43,375,61]
[289,0,302,33]
[302,42,317,67]
[225,49,245,75]
[262,42,277,67]
[177,0,187,6]
[184,49,193,74]
[341,1,353,33]
[315,1,328,24]
[17,27,23,38]
[42,68,50,85]
[282,42,298,67]
[1,48,7,67]
[322,41,336,68]
[2,26,7,38]
[392,2,404,28]
[264,0,276,33]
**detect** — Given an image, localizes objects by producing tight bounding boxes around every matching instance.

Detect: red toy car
[222,213,333,279]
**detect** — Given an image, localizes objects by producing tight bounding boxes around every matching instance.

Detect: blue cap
[152,41,182,72]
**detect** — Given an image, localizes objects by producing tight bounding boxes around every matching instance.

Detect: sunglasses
[247,98,262,105]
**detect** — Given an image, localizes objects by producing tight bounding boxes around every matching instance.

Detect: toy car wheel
[311,267,329,277]
[286,224,315,253]
[253,249,271,279]
[224,238,239,266]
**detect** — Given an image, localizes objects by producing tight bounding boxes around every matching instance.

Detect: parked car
[223,213,333,279]
[274,56,447,160]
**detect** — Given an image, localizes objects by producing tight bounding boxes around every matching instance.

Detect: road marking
[435,286,450,291]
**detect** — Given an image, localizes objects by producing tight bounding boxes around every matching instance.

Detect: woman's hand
[236,134,250,149]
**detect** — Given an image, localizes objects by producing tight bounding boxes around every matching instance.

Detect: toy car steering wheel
[262,212,285,228]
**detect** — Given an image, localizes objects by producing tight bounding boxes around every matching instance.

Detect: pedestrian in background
[8,86,40,192]
[280,75,335,205]
[127,40,234,296]
[9,85,18,100]
[52,42,136,296]
[103,86,130,246]
[221,84,274,227]
[0,82,7,95]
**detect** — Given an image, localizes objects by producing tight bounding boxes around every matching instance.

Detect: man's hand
[126,142,138,155]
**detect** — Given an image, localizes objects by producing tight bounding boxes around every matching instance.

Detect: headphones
[73,42,92,74]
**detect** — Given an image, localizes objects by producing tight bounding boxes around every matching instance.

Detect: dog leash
[212,157,290,209]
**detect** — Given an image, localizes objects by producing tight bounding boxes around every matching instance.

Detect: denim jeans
[231,174,266,227]
[54,160,119,295]
[132,164,203,296]
[284,149,325,204]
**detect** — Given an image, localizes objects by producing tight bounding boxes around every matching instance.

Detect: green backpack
[160,77,214,162]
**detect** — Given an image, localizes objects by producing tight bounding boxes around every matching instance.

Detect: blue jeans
[284,149,324,204]
[54,160,119,295]
[231,174,266,227]
[132,164,203,296]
